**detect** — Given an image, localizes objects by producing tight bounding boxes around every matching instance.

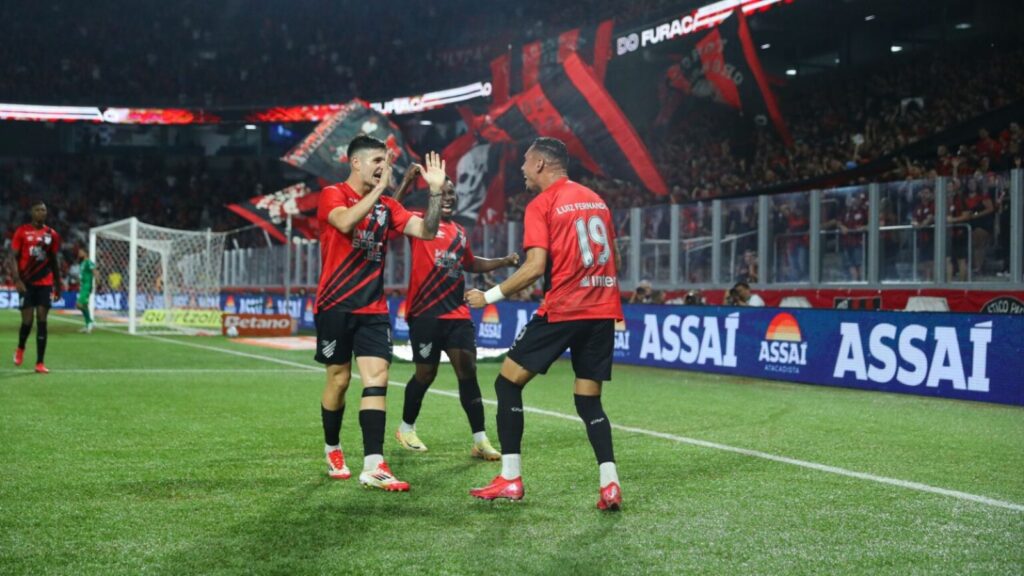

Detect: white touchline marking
[37,314,1024,513]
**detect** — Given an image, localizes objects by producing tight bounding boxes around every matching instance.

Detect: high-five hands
[422,151,447,194]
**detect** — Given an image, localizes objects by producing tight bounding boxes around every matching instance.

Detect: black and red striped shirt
[315,182,413,314]
[12,224,61,287]
[406,218,474,320]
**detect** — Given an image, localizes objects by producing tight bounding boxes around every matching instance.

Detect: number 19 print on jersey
[523,177,623,322]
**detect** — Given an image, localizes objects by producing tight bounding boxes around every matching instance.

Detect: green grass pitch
[1,310,1022,575]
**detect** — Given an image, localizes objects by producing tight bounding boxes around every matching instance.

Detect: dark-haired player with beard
[465,137,625,511]
[9,201,62,374]
[315,135,446,492]
[396,175,519,461]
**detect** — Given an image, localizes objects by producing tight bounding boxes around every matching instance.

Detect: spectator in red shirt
[824,193,868,281]
[975,128,1002,162]
[962,176,995,276]
[946,181,970,281]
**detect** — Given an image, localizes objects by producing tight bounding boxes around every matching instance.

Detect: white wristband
[484,285,505,304]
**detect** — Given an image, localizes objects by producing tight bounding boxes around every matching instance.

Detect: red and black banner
[657,10,791,145]
[440,135,513,227]
[479,52,668,195]
[282,99,419,183]
[226,183,320,243]
[491,19,615,105]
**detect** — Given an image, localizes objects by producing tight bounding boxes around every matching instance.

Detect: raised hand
[402,163,423,183]
[421,151,447,193]
[372,150,394,195]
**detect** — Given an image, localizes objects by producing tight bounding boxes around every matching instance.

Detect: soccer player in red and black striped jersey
[8,201,62,374]
[466,137,625,511]
[394,172,519,460]
[315,135,447,492]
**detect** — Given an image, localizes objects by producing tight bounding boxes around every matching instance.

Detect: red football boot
[597,482,622,511]
[470,475,524,501]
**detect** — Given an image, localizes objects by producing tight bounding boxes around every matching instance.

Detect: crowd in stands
[579,43,1024,211]
[3,2,1022,290]
[0,156,281,286]
[0,0,679,107]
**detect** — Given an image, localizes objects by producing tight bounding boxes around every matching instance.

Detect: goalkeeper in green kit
[76,247,95,333]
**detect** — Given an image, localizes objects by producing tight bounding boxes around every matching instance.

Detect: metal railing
[217,171,1021,291]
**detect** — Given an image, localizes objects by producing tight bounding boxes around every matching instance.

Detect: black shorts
[314,309,392,365]
[19,285,54,310]
[507,315,614,381]
[408,316,476,364]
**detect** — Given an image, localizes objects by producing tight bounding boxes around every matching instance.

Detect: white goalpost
[89,217,227,335]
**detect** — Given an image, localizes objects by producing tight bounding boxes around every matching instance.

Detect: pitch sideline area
[2,311,1022,575]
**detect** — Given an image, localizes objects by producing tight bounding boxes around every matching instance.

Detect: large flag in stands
[282,99,419,183]
[490,19,616,105]
[473,51,668,196]
[656,10,792,145]
[226,183,319,243]
[440,133,512,227]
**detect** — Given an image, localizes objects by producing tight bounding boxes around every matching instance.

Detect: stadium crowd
[0,156,281,287]
[0,0,681,106]
[2,3,1021,289]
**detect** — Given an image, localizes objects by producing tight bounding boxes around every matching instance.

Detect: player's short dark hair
[530,137,569,170]
[30,200,45,208]
[733,281,751,290]
[347,135,386,160]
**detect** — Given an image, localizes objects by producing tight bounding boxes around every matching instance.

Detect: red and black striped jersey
[315,182,413,314]
[12,224,61,287]
[406,218,474,320]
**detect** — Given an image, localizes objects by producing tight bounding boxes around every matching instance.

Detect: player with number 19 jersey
[522,177,622,322]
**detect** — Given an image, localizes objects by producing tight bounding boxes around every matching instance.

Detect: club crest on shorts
[321,339,337,358]
[418,342,433,359]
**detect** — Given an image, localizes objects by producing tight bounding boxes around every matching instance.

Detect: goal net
[89,218,227,334]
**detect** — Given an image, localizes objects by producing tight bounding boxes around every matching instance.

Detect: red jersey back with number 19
[522,177,623,322]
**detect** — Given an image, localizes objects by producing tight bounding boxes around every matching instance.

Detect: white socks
[599,462,619,488]
[500,454,521,480]
[325,444,341,454]
[399,421,415,433]
[364,454,384,471]
[472,431,487,444]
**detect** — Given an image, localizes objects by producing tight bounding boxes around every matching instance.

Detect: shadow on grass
[0,371,42,381]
